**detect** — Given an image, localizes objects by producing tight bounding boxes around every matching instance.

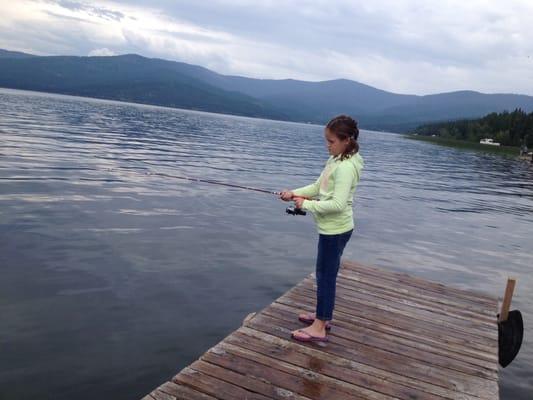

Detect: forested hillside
[412,109,533,147]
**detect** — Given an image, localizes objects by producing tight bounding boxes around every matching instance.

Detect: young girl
[280,115,364,342]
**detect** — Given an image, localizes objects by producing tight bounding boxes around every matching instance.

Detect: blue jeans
[315,229,353,321]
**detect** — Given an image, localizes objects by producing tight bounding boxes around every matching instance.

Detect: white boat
[480,138,501,146]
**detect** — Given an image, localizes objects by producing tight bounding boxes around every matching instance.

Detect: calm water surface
[1,89,532,399]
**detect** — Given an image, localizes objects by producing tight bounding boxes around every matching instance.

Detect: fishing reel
[286,206,306,216]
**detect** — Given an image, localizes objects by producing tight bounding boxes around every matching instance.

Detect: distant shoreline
[405,134,521,157]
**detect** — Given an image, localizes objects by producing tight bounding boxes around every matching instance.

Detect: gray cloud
[1,0,532,95]
[54,0,125,21]
[44,10,96,24]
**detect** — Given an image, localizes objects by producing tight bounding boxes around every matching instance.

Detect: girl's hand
[280,190,294,201]
[294,197,305,209]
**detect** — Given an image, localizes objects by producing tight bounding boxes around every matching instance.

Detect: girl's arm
[290,158,330,199]
[301,163,356,214]
[292,176,321,198]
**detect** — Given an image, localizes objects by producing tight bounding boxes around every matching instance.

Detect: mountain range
[1,48,533,132]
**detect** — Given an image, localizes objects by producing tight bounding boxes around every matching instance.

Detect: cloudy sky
[1,0,533,95]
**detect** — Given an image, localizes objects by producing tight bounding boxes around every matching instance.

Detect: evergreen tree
[412,109,533,147]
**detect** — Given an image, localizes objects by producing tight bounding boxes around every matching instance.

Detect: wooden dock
[142,261,500,400]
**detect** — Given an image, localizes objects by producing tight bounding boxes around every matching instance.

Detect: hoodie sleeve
[292,158,331,198]
[292,176,321,198]
[301,162,357,214]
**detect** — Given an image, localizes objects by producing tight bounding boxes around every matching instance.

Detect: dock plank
[245,313,498,398]
[293,283,497,338]
[266,301,498,364]
[174,367,272,400]
[142,261,500,400]
[281,291,497,349]
[294,282,497,335]
[158,381,218,400]
[338,267,497,315]
[262,302,498,371]
[331,277,496,323]
[200,343,379,400]
[228,327,450,400]
[190,358,315,400]
[342,262,498,307]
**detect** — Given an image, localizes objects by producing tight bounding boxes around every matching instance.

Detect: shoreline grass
[405,134,520,157]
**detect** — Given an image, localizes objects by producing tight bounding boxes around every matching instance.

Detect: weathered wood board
[142,261,500,400]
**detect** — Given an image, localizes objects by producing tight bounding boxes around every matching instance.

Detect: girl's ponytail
[326,115,359,160]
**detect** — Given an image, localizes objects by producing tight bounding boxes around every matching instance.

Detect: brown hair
[326,114,359,160]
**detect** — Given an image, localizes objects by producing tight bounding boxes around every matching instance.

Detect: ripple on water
[1,89,532,400]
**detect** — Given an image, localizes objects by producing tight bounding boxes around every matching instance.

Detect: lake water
[1,88,532,399]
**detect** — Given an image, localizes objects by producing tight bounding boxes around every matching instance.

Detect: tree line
[411,109,533,147]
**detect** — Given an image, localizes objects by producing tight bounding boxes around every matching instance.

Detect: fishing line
[145,171,281,195]
[106,167,308,216]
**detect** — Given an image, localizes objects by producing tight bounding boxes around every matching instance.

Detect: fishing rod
[143,170,308,216]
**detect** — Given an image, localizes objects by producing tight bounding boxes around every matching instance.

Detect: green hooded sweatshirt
[292,153,364,235]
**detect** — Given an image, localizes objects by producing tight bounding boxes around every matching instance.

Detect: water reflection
[0,88,532,399]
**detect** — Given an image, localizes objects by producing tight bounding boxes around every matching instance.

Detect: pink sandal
[291,329,329,343]
[298,313,332,330]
